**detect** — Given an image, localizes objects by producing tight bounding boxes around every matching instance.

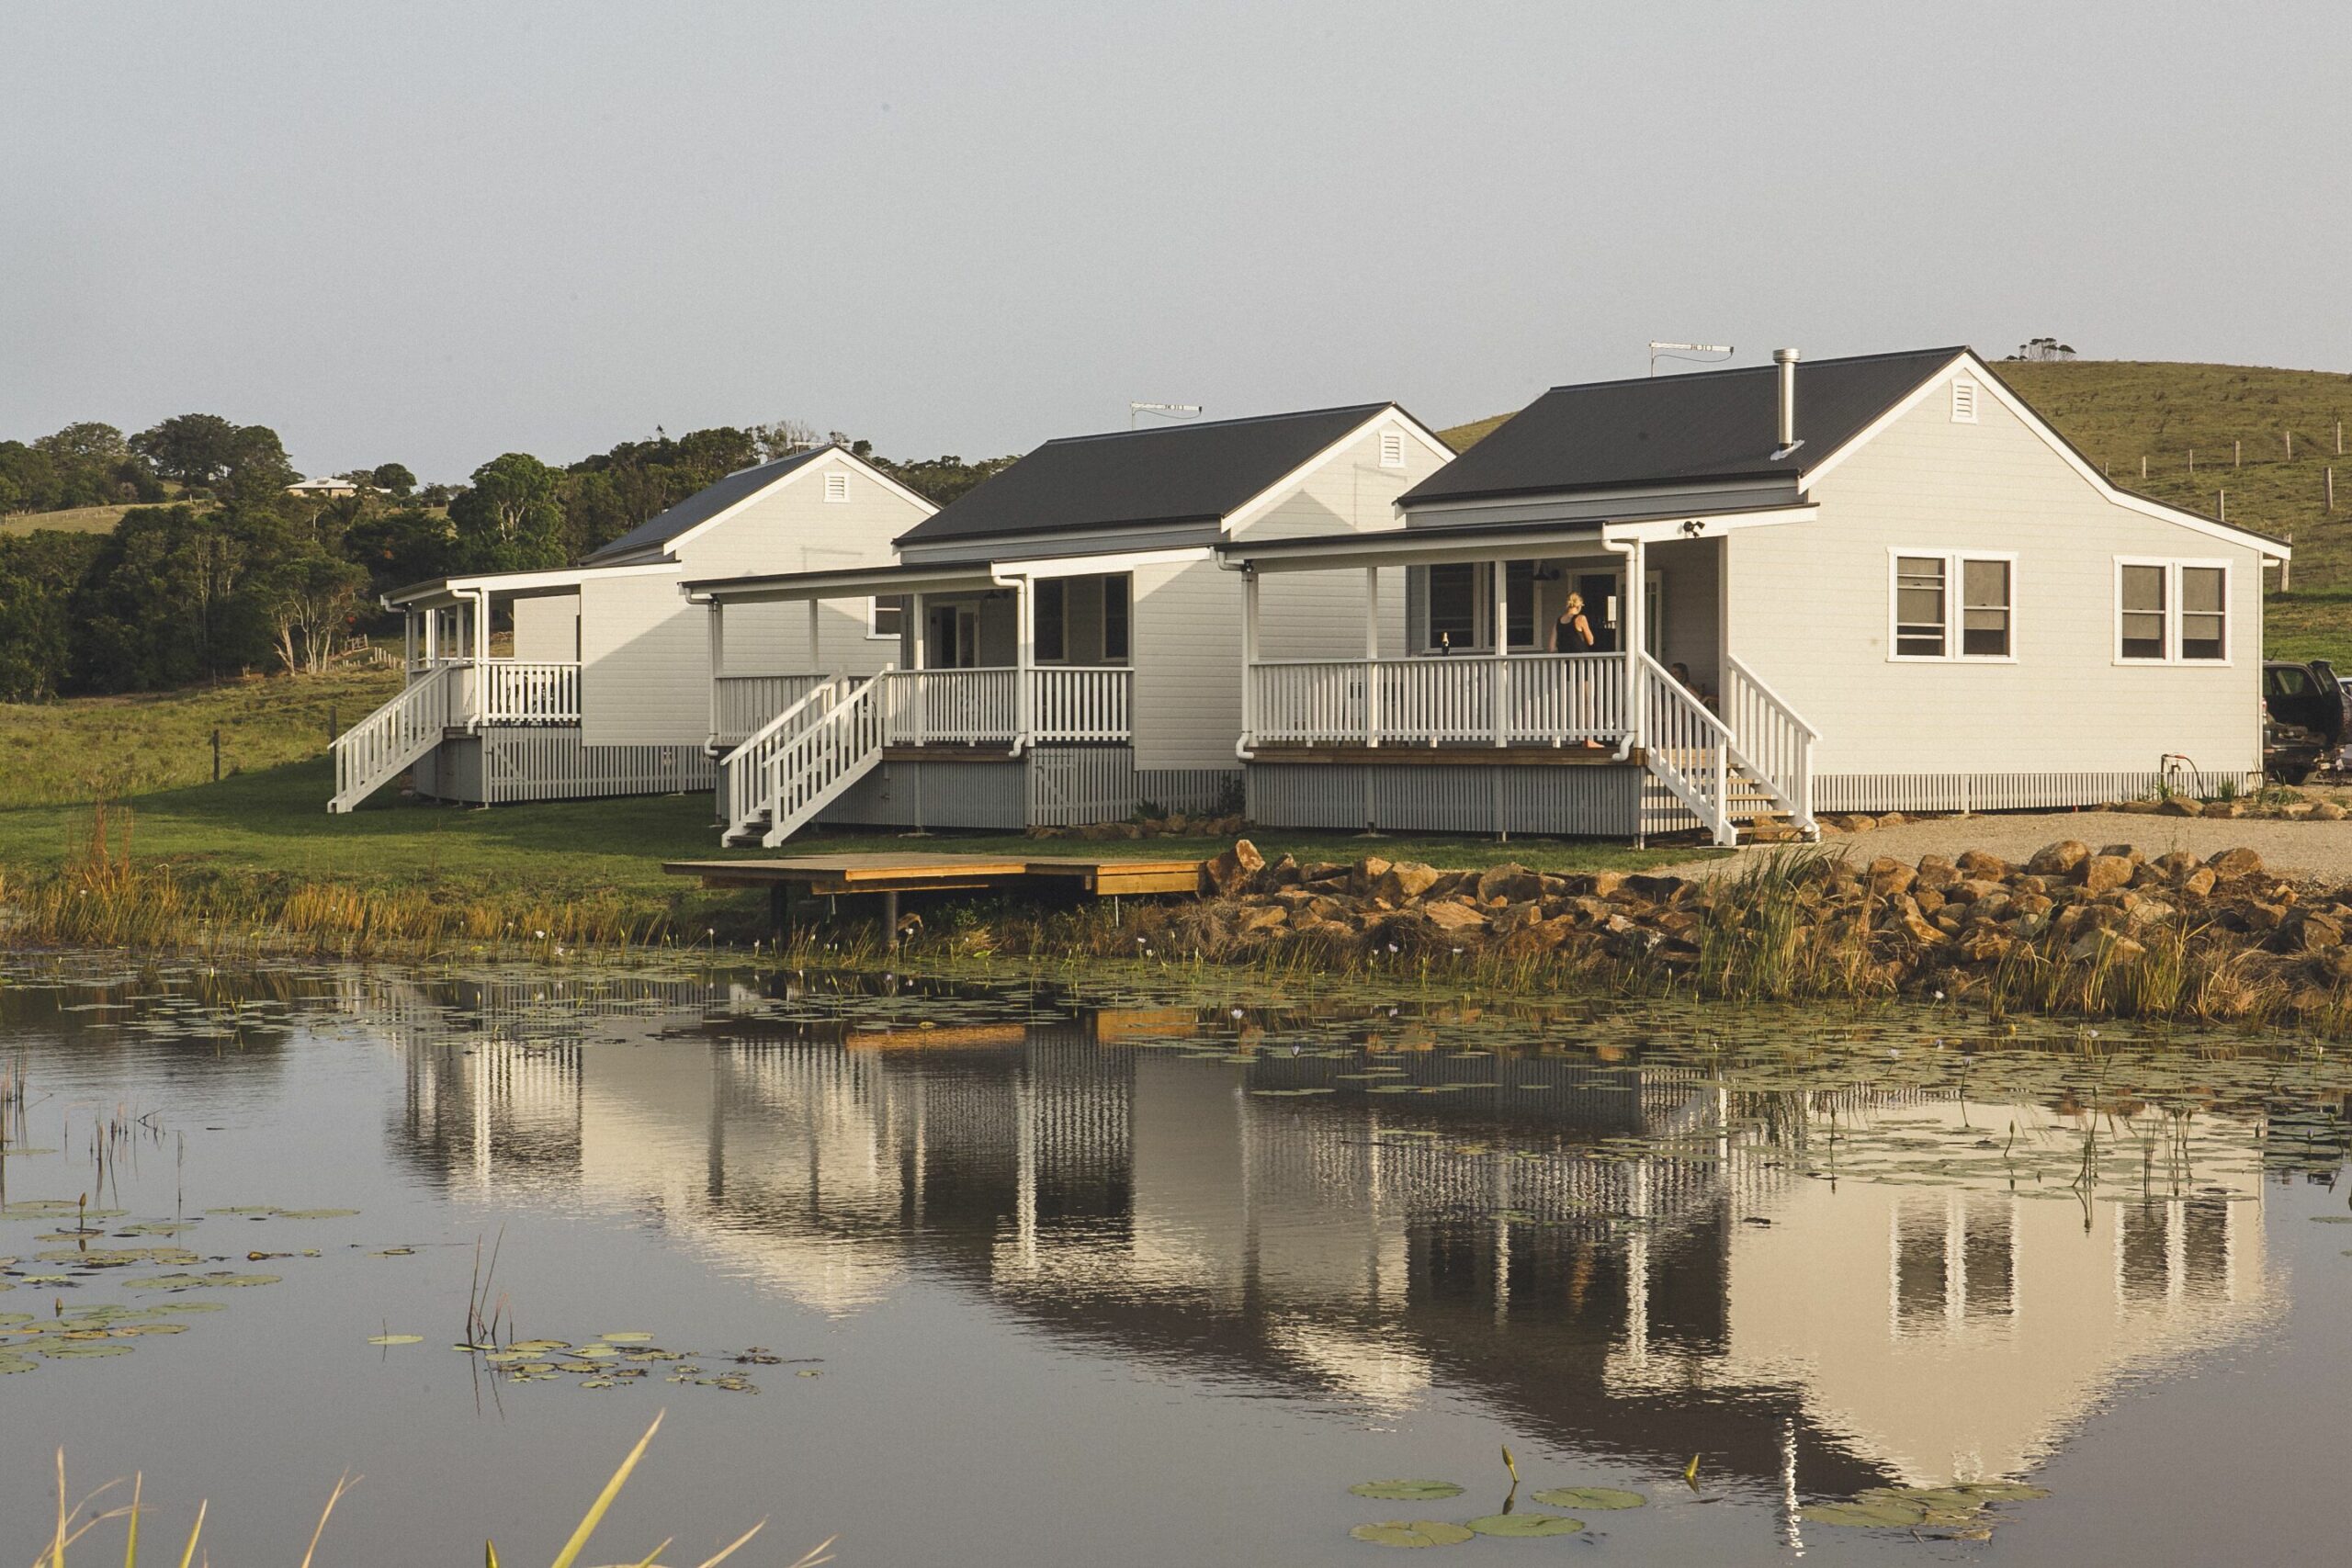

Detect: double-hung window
[2116,558,2229,663]
[1035,578,1068,662]
[1891,550,2014,660]
[1425,564,1479,650]
[866,596,903,641]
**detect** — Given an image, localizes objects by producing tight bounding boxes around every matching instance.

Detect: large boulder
[1203,839,1267,897]
[2082,854,2136,894]
[1955,850,2011,881]
[1866,856,1917,897]
[1476,862,1543,906]
[1372,861,1441,904]
[2208,846,2265,880]
[2028,840,2091,877]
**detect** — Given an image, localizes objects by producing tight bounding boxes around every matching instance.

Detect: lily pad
[1531,1486,1645,1511]
[39,1341,134,1359]
[0,1356,38,1374]
[1465,1514,1583,1538]
[367,1334,425,1346]
[1349,1481,1465,1501]
[275,1209,360,1220]
[1803,1496,1929,1528]
[1350,1520,1476,1548]
[598,1331,654,1343]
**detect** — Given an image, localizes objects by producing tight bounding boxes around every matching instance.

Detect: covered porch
[379,567,620,728]
[1221,507,1822,842]
[690,558,1142,844]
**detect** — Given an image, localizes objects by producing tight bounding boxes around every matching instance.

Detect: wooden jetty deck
[663,852,1207,945]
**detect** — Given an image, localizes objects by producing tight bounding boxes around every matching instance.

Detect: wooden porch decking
[666,851,1207,945]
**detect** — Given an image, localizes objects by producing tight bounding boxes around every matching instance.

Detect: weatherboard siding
[1235,419,1430,661]
[510,592,580,662]
[578,571,707,747]
[1131,556,1245,771]
[1725,376,2265,780]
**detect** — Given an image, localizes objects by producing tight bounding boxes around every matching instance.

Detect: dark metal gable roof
[1405,348,1967,507]
[582,444,837,564]
[894,403,1394,547]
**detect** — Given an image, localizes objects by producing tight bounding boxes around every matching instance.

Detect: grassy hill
[1439,359,2352,663]
[0,501,144,536]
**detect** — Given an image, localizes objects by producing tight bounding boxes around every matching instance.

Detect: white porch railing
[1250,654,1629,748]
[881,669,1021,746]
[714,673,830,748]
[1723,656,1819,832]
[330,664,460,813]
[475,660,581,726]
[1031,666,1132,742]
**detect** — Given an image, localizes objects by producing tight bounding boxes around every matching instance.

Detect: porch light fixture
[1679,518,1705,537]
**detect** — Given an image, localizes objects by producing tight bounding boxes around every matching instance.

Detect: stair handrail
[329,663,458,813]
[1721,655,1819,834]
[1634,651,1736,846]
[718,671,849,840]
[758,666,891,846]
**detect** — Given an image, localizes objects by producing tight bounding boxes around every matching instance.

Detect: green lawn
[0,756,1703,942]
[0,663,404,807]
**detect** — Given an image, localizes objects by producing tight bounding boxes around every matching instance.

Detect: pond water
[2,953,2347,1564]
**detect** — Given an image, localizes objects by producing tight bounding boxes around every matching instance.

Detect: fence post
[211,728,221,783]
[2329,467,2336,513]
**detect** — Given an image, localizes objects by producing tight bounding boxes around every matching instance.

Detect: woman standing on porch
[1551,592,1595,653]
[1552,592,1604,749]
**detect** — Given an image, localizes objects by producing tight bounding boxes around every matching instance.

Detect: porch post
[910,592,928,747]
[1625,536,1648,749]
[1363,567,1381,748]
[806,598,820,670]
[1490,558,1509,747]
[1015,579,1035,749]
[424,605,437,663]
[402,612,415,673]
[1242,568,1261,745]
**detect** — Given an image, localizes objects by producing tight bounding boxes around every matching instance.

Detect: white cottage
[329,444,934,811]
[1220,348,2288,844]
[685,402,1455,843]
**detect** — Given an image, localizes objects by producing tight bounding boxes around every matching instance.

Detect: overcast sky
[4,1,2346,482]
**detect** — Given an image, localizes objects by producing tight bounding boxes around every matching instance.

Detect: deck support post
[1363,568,1381,748]
[769,881,789,942]
[883,888,900,952]
[1241,568,1261,747]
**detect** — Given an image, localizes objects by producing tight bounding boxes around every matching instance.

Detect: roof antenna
[1130,401,1204,430]
[1648,342,1733,377]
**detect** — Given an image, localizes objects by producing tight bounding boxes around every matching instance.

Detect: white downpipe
[467,588,492,731]
[705,600,725,752]
[1489,559,1509,747]
[1238,568,1261,759]
[1603,535,1642,761]
[1012,576,1034,754]
[1363,567,1382,749]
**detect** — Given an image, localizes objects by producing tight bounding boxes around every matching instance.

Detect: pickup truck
[2262,659,2349,783]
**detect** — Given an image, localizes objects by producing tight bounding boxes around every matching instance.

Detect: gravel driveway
[1657,812,2352,884]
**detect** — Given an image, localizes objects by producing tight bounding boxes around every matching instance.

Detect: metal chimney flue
[1773,348,1802,453]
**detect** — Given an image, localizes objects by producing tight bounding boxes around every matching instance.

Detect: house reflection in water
[371,979,2276,1499]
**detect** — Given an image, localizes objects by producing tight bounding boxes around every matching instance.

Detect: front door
[926,603,980,668]
[1571,570,1663,660]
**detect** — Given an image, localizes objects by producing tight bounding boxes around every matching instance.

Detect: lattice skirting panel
[1247,762,1643,838]
[414,728,716,805]
[1813,770,2264,815]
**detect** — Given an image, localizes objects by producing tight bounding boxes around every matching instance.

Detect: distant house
[288,475,363,497]
[328,445,934,812]
[684,403,1453,843]
[1217,347,2289,843]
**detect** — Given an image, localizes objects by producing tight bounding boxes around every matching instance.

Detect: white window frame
[1951,379,1980,423]
[1378,430,1407,468]
[2113,557,2233,666]
[1886,548,2018,663]
[865,595,902,641]
[824,470,850,503]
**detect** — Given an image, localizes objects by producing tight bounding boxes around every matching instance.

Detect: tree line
[0,412,1014,701]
